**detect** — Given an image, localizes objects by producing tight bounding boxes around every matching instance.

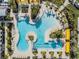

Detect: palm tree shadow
[51,40,56,48]
[56,39,64,47]
[25,16,29,24]
[47,13,51,17]
[35,18,42,28]
[46,11,52,17]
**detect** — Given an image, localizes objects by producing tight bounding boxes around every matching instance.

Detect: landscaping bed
[31,5,40,19]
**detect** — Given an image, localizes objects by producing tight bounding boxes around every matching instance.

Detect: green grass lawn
[66,4,79,30]
[46,0,64,7]
[77,0,79,2]
[53,0,64,7]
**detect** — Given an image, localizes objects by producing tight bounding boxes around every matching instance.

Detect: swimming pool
[17,12,63,51]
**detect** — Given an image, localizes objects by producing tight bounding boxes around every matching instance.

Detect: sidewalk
[58,0,70,12]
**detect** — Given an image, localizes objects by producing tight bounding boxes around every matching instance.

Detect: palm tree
[54,57,57,59]
[57,51,62,58]
[49,51,54,59]
[4,54,8,59]
[9,0,18,13]
[41,51,46,59]
[45,1,50,7]
[32,50,38,59]
[28,35,34,42]
[27,56,30,59]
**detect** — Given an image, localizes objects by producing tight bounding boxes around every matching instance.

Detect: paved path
[36,3,46,18]
[58,0,70,12]
[28,4,35,24]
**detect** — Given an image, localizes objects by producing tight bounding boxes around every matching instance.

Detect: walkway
[58,0,70,12]
[28,4,35,24]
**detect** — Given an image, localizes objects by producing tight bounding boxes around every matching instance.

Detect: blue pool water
[17,12,63,51]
